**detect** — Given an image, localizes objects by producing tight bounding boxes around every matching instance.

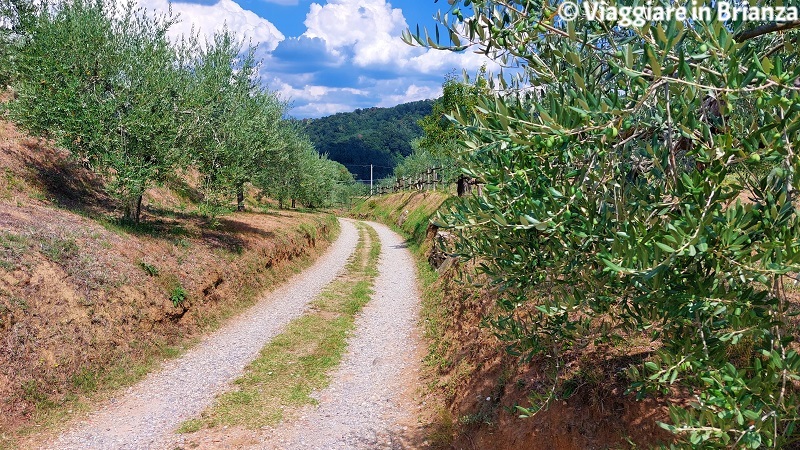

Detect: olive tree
[0,0,35,86]
[11,0,187,222]
[408,1,800,446]
[184,31,286,212]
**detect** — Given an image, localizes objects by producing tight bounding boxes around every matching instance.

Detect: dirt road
[260,220,424,449]
[44,219,425,450]
[44,219,360,450]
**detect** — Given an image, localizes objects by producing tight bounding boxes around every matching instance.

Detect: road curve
[45,218,360,450]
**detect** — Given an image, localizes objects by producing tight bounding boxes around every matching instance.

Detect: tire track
[263,220,424,450]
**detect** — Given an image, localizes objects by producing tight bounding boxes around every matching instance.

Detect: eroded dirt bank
[0,116,339,447]
[44,219,359,450]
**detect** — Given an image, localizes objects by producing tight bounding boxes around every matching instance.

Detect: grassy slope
[350,192,671,450]
[0,117,339,448]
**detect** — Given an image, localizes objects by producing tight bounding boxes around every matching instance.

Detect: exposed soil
[0,116,337,446]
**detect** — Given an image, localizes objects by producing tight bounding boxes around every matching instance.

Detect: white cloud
[407,48,496,74]
[272,78,366,105]
[137,0,285,51]
[300,0,496,78]
[303,0,413,66]
[260,0,503,117]
[376,83,441,107]
[293,102,358,117]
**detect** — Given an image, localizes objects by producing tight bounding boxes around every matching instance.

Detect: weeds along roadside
[176,221,381,432]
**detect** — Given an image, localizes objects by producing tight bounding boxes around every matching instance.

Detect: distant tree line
[303,100,433,181]
[0,0,358,222]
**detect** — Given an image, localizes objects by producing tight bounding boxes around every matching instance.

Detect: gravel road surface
[44,218,360,450]
[262,220,424,450]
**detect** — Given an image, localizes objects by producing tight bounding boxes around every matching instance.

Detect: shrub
[169,284,187,308]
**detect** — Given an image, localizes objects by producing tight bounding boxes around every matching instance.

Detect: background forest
[303,100,433,181]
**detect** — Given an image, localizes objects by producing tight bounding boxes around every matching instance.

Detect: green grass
[39,236,79,262]
[169,284,187,307]
[138,260,159,276]
[179,221,381,431]
[0,231,31,270]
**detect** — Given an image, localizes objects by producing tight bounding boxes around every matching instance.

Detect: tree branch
[735,21,800,42]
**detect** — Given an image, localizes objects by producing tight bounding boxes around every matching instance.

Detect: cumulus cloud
[131,0,499,117]
[376,83,442,107]
[407,48,495,75]
[302,0,413,66]
[271,78,372,116]
[137,0,285,50]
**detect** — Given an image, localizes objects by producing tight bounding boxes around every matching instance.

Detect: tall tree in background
[417,70,486,156]
[408,0,800,446]
[393,71,489,186]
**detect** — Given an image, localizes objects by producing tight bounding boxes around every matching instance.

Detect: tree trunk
[236,187,245,212]
[123,194,144,224]
[291,198,296,209]
[135,194,143,223]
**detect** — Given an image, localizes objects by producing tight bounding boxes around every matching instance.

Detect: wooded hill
[302,100,434,182]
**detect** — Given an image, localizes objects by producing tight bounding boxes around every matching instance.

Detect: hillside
[303,100,434,182]
[0,115,338,447]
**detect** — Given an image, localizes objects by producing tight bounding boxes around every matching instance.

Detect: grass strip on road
[178,220,381,432]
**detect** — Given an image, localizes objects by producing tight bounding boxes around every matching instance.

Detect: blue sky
[136,0,495,118]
